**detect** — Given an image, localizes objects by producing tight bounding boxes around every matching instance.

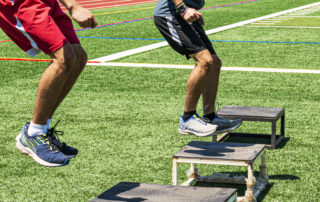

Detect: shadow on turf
[194,171,298,201]
[218,136,290,149]
[92,182,145,202]
[275,137,290,149]
[194,180,274,202]
[269,174,299,181]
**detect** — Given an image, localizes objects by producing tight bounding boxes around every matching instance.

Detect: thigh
[0,0,78,56]
[50,0,80,45]
[0,1,41,56]
[191,20,216,56]
[154,15,212,59]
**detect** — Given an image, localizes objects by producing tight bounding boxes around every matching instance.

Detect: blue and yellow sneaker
[16,123,69,167]
[47,120,78,159]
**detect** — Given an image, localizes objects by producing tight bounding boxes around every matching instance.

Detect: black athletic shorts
[154,15,216,59]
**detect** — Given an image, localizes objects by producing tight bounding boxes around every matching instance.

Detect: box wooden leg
[281,113,285,137]
[244,163,257,202]
[172,158,178,185]
[259,152,268,181]
[271,121,276,150]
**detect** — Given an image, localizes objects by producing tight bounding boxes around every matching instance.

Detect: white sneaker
[179,114,218,137]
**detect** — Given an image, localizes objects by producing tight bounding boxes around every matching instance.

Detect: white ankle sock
[47,119,52,129]
[28,121,48,137]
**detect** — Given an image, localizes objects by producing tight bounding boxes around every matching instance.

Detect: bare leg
[48,44,87,118]
[202,55,222,115]
[184,50,213,112]
[32,43,78,125]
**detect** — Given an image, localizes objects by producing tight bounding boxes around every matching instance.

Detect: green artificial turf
[1,0,320,201]
[1,61,320,201]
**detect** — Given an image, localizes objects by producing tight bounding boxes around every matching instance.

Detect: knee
[53,44,88,75]
[212,56,222,70]
[197,56,214,73]
[73,45,88,69]
[53,44,77,74]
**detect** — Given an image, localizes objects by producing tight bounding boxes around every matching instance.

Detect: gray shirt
[153,0,205,16]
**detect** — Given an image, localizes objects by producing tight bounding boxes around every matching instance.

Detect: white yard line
[260,20,282,22]
[87,62,320,74]
[284,15,320,17]
[91,42,168,62]
[244,25,320,29]
[92,2,320,62]
[272,17,293,19]
[250,22,276,24]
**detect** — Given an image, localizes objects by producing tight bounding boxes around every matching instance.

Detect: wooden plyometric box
[216,106,285,149]
[172,141,268,202]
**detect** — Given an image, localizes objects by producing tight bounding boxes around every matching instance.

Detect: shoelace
[194,113,210,124]
[46,120,64,150]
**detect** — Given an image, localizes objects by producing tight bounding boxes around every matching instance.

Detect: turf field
[1,0,320,201]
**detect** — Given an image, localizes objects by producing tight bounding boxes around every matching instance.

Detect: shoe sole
[213,120,242,135]
[65,154,77,159]
[17,132,77,159]
[178,120,242,137]
[16,133,69,167]
[178,128,217,137]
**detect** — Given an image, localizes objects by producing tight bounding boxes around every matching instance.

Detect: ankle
[28,121,47,137]
[203,112,216,122]
[183,110,196,121]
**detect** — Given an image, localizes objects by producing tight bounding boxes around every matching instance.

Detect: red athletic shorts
[0,0,80,57]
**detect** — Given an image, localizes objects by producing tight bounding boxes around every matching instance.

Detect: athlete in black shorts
[154,0,242,137]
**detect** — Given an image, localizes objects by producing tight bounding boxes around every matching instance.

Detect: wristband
[181,7,189,17]
[176,3,187,14]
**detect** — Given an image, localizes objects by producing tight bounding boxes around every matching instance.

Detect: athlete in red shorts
[0,0,97,167]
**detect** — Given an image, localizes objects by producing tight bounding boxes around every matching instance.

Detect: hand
[182,8,202,23]
[70,6,98,28]
[199,15,205,26]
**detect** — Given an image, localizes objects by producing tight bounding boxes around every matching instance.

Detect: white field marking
[286,5,320,15]
[86,62,320,74]
[261,20,282,22]
[92,2,320,62]
[88,62,194,69]
[250,22,276,24]
[286,15,320,17]
[91,42,169,62]
[273,17,293,19]
[244,25,320,28]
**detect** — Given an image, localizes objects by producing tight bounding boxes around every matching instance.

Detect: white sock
[28,121,48,137]
[47,119,52,129]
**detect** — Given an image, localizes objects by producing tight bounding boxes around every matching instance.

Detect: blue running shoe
[47,120,78,159]
[16,123,69,167]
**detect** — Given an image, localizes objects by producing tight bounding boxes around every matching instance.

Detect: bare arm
[172,0,202,23]
[59,0,97,28]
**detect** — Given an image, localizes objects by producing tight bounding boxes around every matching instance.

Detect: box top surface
[91,182,237,202]
[173,141,266,162]
[217,106,284,120]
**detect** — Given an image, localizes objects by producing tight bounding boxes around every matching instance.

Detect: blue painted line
[77,36,320,44]
[77,36,163,41]
[76,0,259,32]
[211,40,320,44]
[76,17,152,32]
